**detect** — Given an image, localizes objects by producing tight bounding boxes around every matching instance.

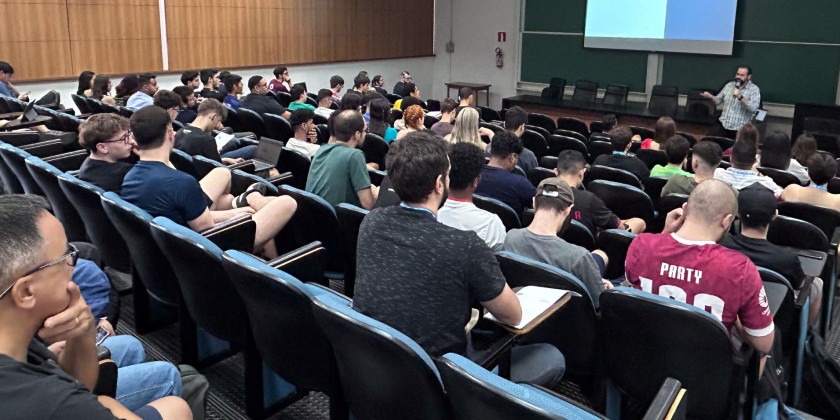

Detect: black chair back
[767,215,828,252]
[237,108,267,138]
[276,147,310,190]
[686,90,716,116]
[629,126,655,141]
[588,141,613,161]
[589,180,656,224]
[25,157,86,242]
[222,249,344,405]
[643,176,669,206]
[495,252,598,376]
[276,92,292,107]
[311,292,449,420]
[555,116,590,138]
[0,145,43,195]
[336,203,368,297]
[520,129,549,158]
[527,113,556,133]
[703,136,735,150]
[560,220,597,251]
[385,93,401,104]
[390,108,403,122]
[477,106,501,122]
[72,94,91,113]
[527,167,554,187]
[757,167,803,188]
[587,165,642,189]
[777,201,840,240]
[648,85,679,116]
[169,149,199,179]
[597,229,636,280]
[361,133,389,170]
[473,194,521,231]
[423,115,439,129]
[600,287,741,420]
[553,128,587,144]
[58,174,131,273]
[279,185,346,281]
[263,113,294,142]
[602,84,629,107]
[635,148,668,170]
[677,131,698,147]
[525,125,551,142]
[547,135,589,162]
[538,155,557,170]
[0,144,24,194]
[572,80,598,104]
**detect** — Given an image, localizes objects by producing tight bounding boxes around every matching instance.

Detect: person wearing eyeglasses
[240,75,290,119]
[78,113,138,194]
[0,195,192,419]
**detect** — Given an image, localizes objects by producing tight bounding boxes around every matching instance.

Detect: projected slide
[584,0,738,55]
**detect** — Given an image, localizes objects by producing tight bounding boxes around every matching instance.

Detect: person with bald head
[624,179,775,354]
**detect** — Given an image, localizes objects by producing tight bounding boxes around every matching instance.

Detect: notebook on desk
[484,286,569,332]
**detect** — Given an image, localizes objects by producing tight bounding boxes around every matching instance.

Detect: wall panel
[0,0,72,80]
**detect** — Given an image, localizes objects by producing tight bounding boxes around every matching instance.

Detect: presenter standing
[703,66,761,139]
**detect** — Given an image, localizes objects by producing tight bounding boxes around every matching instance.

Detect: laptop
[251,137,284,173]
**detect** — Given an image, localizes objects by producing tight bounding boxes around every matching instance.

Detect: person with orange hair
[397,105,425,140]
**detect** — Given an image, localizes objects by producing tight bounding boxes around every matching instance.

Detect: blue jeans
[222,144,257,160]
[103,335,183,411]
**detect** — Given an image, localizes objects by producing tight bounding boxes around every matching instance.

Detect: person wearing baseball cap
[721,183,822,323]
[503,177,614,308]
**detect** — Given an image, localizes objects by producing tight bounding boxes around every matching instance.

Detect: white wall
[431,0,521,109]
[15,56,435,113]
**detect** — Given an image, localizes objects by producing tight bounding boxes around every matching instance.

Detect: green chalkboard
[662,43,840,105]
[523,0,585,33]
[520,33,648,92]
[736,0,840,44]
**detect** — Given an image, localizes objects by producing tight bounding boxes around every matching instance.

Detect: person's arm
[357,185,379,210]
[741,87,760,113]
[661,206,686,234]
[481,284,522,326]
[97,396,142,420]
[209,207,254,224]
[519,179,537,209]
[38,282,99,391]
[738,265,776,354]
[187,208,217,232]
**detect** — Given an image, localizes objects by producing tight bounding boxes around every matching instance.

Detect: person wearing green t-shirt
[287,84,315,111]
[306,110,379,209]
[650,135,692,179]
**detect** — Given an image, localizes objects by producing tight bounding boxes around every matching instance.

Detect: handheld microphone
[734,79,743,88]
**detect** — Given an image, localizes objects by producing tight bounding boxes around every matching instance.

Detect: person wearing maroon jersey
[624,179,775,354]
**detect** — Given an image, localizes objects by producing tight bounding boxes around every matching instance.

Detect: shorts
[590,253,607,278]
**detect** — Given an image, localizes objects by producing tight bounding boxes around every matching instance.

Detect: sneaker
[233,182,267,208]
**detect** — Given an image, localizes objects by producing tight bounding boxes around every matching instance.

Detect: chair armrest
[230,169,278,196]
[642,378,686,420]
[268,241,326,284]
[20,139,64,157]
[92,347,118,397]
[267,172,294,187]
[368,168,386,186]
[202,214,256,252]
[522,384,609,418]
[0,131,40,147]
[307,282,352,301]
[238,137,260,147]
[796,276,815,308]
[227,159,256,173]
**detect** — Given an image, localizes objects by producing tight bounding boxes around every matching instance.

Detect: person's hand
[39,282,95,344]
[701,91,713,99]
[47,341,67,357]
[631,134,642,142]
[732,88,741,97]
[366,162,380,170]
[602,280,614,290]
[662,205,686,234]
[371,184,380,199]
[307,126,318,143]
[98,319,115,337]
[478,127,495,139]
[221,157,244,165]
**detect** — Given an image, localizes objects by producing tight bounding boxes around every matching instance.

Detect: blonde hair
[445,107,483,147]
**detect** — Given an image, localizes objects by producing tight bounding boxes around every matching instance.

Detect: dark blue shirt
[121,160,207,225]
[474,166,536,215]
[224,95,241,110]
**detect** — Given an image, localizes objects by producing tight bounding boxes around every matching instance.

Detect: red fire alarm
[497,32,507,42]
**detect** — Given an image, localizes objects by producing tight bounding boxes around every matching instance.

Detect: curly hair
[403,105,425,130]
[448,142,485,190]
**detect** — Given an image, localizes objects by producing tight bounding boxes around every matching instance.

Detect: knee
[209,167,231,182]
[148,361,183,396]
[630,217,646,233]
[103,335,146,367]
[147,396,192,420]
[593,249,609,267]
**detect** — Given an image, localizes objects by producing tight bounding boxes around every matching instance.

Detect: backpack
[799,328,840,418]
[179,365,209,420]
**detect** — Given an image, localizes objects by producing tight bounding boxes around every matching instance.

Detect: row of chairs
[540,78,717,118]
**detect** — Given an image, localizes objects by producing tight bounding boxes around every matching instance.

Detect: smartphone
[95,326,110,345]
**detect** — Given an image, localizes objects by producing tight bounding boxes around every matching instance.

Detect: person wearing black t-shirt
[592,126,650,183]
[174,98,256,163]
[198,68,225,102]
[240,75,290,119]
[77,113,136,194]
[555,150,646,236]
[720,183,822,324]
[0,195,191,419]
[353,131,565,387]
